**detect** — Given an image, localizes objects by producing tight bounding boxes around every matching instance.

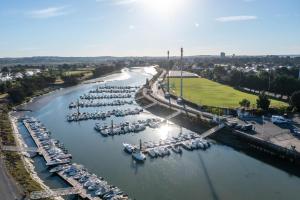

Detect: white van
[271,115,287,124]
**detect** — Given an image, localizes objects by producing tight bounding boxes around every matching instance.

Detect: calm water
[15,67,300,200]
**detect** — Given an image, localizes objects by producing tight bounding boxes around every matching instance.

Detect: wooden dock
[23,120,71,166]
[30,187,80,199]
[56,171,101,200]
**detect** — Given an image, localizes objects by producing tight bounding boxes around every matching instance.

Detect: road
[0,156,23,200]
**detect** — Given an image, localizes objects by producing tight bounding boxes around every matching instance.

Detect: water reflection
[157,124,171,140]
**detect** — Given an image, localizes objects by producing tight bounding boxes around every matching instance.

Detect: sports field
[169,78,288,108]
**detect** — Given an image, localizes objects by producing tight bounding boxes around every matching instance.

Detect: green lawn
[63,70,93,76]
[169,78,288,108]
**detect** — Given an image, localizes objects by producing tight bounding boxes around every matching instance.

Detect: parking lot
[228,115,300,152]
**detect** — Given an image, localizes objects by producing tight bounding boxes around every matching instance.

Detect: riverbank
[0,105,44,198]
[0,68,124,199]
[9,114,64,200]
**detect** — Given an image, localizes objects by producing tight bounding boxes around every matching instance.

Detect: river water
[14,67,300,200]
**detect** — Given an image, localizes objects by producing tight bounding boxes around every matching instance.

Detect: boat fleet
[89,88,137,94]
[92,85,139,90]
[67,108,143,122]
[94,118,162,137]
[80,94,132,100]
[25,118,71,165]
[50,163,130,200]
[25,117,130,200]
[69,100,134,109]
[123,132,211,161]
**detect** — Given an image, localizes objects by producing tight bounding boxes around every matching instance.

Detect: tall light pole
[180,47,183,98]
[165,51,171,99]
[167,50,170,94]
[177,47,184,104]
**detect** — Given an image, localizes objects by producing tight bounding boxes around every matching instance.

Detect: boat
[182,141,193,151]
[171,145,182,154]
[132,139,146,161]
[148,149,157,158]
[132,149,146,161]
[49,164,69,173]
[123,143,134,154]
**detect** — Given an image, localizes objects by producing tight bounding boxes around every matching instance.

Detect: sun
[141,0,184,17]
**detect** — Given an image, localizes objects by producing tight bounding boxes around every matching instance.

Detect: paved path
[145,70,215,121]
[0,156,23,200]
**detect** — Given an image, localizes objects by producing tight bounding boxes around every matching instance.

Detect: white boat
[148,149,157,158]
[132,149,146,161]
[123,143,134,154]
[171,146,182,154]
[163,147,170,156]
[182,142,193,151]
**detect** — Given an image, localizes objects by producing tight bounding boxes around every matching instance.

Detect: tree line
[198,66,300,99]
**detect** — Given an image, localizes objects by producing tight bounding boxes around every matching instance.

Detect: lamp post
[180,47,183,99]
[177,47,184,104]
[165,51,171,99]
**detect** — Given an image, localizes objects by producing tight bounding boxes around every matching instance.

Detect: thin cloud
[96,0,138,6]
[129,25,135,30]
[216,15,257,22]
[28,6,71,19]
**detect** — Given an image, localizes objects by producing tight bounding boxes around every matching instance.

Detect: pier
[23,117,129,200]
[30,187,80,199]
[55,171,101,200]
[1,145,39,153]
[23,120,70,166]
[201,123,225,138]
[164,110,182,121]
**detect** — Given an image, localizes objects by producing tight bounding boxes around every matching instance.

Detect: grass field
[63,70,93,76]
[169,78,288,108]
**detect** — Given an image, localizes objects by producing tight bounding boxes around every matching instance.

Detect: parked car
[235,124,242,130]
[271,115,288,124]
[292,128,300,137]
[227,121,237,127]
[242,124,253,131]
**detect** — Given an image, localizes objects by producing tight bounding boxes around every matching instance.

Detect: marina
[80,94,132,100]
[123,132,211,161]
[94,118,162,137]
[69,100,134,109]
[23,119,71,166]
[89,88,137,94]
[23,117,131,200]
[67,108,143,122]
[13,67,300,200]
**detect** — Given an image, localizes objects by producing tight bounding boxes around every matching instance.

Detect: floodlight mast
[180,47,183,98]
[167,50,170,93]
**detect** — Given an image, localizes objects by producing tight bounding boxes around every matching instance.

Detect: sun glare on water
[157,124,171,140]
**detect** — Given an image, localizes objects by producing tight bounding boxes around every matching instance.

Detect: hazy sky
[0,0,299,57]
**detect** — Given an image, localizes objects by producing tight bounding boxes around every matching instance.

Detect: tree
[239,98,250,108]
[8,87,26,103]
[1,67,9,74]
[290,91,300,111]
[256,93,271,111]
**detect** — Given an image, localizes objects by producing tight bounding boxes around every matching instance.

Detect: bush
[290,90,300,111]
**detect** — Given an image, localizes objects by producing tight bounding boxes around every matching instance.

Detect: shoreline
[9,114,64,200]
[4,67,131,199]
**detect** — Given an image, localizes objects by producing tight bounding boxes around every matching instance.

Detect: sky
[0,0,299,57]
